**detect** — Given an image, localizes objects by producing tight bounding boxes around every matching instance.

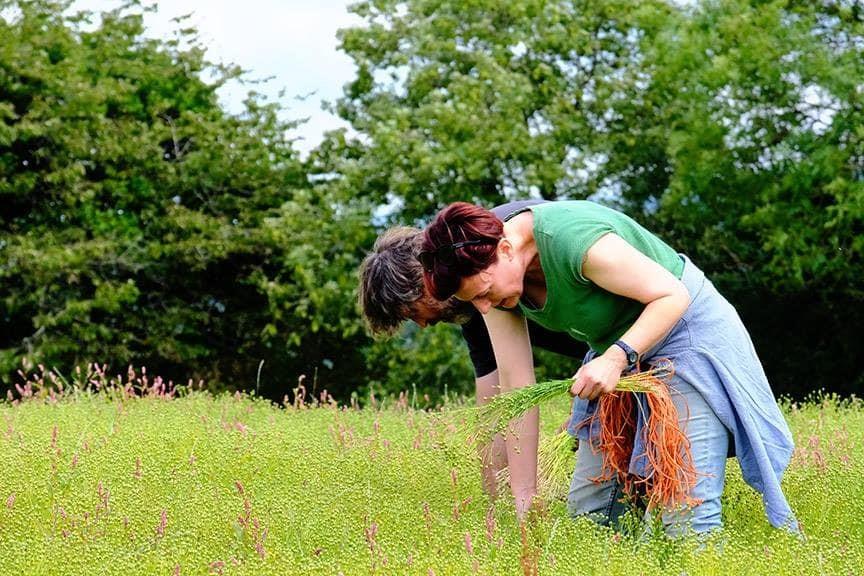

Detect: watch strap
[613,339,640,370]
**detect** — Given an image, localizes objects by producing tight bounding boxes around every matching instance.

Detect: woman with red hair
[420,200,796,535]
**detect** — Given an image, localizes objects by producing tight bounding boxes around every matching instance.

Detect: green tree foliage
[3,0,862,402]
[332,0,864,396]
[607,0,864,395]
[0,0,376,399]
[333,0,675,221]
[361,324,473,406]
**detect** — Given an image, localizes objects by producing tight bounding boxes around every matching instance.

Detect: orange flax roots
[582,364,700,511]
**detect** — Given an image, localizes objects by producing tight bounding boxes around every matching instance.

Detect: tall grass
[0,371,861,575]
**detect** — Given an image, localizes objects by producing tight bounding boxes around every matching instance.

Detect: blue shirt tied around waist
[567,255,798,530]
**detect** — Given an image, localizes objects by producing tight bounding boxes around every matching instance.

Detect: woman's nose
[473,299,492,314]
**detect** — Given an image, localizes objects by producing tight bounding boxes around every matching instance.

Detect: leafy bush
[0,1,377,399]
[330,0,864,397]
[3,0,862,402]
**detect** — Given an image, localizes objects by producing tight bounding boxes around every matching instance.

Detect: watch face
[628,351,638,365]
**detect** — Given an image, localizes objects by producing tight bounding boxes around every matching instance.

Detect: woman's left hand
[570,349,628,400]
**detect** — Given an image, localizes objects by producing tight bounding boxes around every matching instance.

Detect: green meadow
[0,386,862,575]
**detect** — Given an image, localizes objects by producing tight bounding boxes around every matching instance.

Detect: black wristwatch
[613,339,640,371]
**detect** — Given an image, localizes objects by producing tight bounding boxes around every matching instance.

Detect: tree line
[1,0,862,402]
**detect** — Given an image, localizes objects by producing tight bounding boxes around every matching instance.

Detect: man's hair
[421,202,502,301]
[358,226,425,335]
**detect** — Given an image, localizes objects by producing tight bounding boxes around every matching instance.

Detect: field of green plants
[0,373,862,575]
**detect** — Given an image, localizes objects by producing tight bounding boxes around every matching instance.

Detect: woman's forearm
[615,286,690,358]
[483,308,539,518]
[504,406,538,518]
[495,355,538,518]
[581,233,691,361]
[475,371,507,498]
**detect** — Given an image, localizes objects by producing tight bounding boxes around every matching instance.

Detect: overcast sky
[72,0,362,156]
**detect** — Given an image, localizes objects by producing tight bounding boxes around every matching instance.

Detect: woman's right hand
[570,347,628,400]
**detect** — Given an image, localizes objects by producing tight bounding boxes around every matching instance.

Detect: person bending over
[358,200,586,499]
[420,200,797,533]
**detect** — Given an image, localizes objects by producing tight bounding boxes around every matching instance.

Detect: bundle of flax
[474,360,699,511]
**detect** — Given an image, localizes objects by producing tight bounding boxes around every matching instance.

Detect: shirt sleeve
[547,208,614,285]
[460,312,498,378]
[526,323,587,359]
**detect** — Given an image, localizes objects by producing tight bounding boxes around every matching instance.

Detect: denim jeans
[566,373,730,536]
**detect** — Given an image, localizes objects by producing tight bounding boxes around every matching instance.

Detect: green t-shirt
[513,201,684,353]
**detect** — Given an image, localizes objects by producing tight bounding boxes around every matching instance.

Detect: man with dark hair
[359,226,476,334]
[358,200,586,495]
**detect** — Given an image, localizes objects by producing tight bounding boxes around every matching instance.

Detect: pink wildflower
[156,509,167,538]
[464,531,474,555]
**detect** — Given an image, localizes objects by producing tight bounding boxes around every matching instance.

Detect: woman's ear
[498,237,514,261]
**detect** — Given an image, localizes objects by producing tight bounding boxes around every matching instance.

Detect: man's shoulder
[490,199,546,220]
